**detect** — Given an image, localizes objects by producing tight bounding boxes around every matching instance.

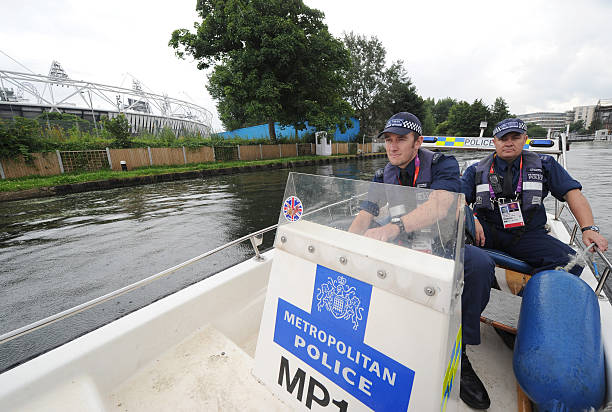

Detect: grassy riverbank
[0,154,356,192]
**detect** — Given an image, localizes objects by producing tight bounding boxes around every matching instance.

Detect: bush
[1,113,318,156]
[103,115,131,148]
[0,117,44,158]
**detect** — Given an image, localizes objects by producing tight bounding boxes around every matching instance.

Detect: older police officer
[349,112,495,409]
[461,118,608,277]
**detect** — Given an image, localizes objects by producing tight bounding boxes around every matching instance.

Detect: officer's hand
[474,218,486,247]
[582,231,608,252]
[364,224,399,242]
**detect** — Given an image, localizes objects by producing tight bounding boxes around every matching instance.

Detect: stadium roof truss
[0,68,213,136]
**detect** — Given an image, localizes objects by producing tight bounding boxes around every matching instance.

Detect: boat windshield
[278,173,465,260]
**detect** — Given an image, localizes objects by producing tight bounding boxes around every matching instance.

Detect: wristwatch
[391,217,405,233]
[581,225,600,233]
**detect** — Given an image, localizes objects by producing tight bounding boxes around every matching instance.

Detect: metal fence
[297,143,313,156]
[214,146,239,162]
[60,150,109,173]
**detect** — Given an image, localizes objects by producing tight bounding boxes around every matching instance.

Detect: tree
[374,62,424,128]
[569,120,586,134]
[469,99,491,135]
[489,97,511,128]
[432,97,457,125]
[342,32,423,137]
[446,99,491,136]
[421,101,436,135]
[104,115,131,148]
[434,120,451,135]
[342,32,387,137]
[526,123,547,137]
[587,118,603,134]
[0,117,43,158]
[170,0,352,140]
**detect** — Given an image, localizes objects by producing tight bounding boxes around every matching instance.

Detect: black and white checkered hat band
[493,120,527,135]
[385,119,422,135]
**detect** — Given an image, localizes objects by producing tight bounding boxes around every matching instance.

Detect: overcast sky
[1,0,611,131]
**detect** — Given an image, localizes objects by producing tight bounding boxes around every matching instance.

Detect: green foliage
[38,111,97,134]
[434,120,451,135]
[0,117,43,158]
[421,105,436,135]
[489,97,512,128]
[170,0,352,140]
[569,120,586,133]
[377,62,425,123]
[342,32,387,137]
[103,115,131,148]
[526,123,547,137]
[587,118,603,134]
[446,100,490,136]
[0,112,319,157]
[342,32,423,137]
[425,96,514,136]
[431,97,457,125]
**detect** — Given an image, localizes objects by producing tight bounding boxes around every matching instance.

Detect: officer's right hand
[364,224,400,242]
[474,218,486,247]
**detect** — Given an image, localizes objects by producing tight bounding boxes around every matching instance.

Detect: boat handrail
[0,224,280,345]
[554,201,612,298]
[0,191,368,345]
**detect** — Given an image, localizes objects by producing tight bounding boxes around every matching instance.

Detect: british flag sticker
[283,196,303,222]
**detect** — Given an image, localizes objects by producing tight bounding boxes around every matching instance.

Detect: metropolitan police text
[284,309,398,397]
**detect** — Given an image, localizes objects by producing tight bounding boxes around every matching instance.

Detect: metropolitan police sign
[256,183,463,411]
[273,265,416,410]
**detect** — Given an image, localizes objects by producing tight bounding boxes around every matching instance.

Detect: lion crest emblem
[316,275,364,330]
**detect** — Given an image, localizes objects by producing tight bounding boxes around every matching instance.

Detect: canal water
[1,142,610,371]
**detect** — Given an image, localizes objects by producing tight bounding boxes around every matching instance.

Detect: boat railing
[0,191,368,346]
[555,201,612,298]
[0,224,279,345]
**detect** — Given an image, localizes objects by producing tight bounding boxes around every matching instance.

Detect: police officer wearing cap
[462,118,608,277]
[349,112,495,409]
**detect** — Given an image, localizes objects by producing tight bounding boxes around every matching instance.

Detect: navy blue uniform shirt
[372,154,460,191]
[461,154,581,229]
[361,153,460,216]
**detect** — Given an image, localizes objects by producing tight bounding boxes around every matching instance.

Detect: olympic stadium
[0,60,213,136]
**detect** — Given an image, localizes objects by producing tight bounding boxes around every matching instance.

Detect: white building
[572,105,596,129]
[518,112,568,132]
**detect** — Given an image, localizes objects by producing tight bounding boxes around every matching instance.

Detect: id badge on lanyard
[498,200,525,229]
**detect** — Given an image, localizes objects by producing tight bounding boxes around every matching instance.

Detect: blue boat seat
[482,248,535,274]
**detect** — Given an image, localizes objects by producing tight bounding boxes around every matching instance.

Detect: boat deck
[108,323,516,412]
[109,325,286,412]
[459,324,516,411]
[1,213,610,411]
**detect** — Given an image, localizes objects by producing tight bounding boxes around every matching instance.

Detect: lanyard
[397,154,420,187]
[488,154,523,199]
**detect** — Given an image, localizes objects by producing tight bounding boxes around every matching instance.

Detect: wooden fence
[0,152,61,179]
[0,142,372,179]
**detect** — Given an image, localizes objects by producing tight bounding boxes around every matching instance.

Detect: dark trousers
[463,245,496,345]
[482,224,583,276]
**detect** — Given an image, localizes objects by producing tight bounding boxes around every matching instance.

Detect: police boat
[0,134,610,412]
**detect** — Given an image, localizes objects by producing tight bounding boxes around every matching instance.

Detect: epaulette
[432,152,443,164]
[374,168,384,179]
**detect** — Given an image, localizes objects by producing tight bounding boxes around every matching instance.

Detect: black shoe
[460,347,491,410]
